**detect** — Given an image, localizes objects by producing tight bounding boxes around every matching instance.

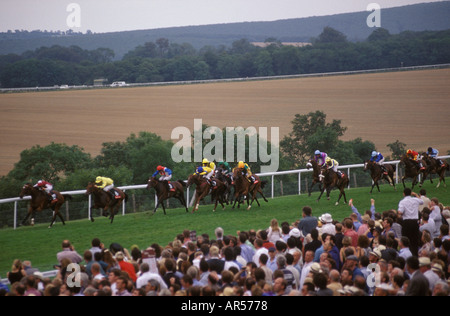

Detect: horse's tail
[124,193,129,203]
[63,194,72,201]
[391,164,396,172]
[178,180,187,187]
[260,180,268,189]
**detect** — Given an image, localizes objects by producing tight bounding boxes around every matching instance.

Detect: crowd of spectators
[1,188,449,297]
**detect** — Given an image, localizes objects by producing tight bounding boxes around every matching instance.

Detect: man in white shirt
[398,188,423,257]
[253,239,269,268]
[136,263,167,290]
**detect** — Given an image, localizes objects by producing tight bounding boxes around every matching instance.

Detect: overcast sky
[0,0,446,33]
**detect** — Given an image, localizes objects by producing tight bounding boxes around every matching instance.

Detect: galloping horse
[232,168,268,210]
[317,168,349,206]
[306,158,323,197]
[19,183,71,228]
[364,160,396,193]
[400,155,427,189]
[147,177,188,215]
[187,173,227,213]
[85,183,127,224]
[421,153,449,188]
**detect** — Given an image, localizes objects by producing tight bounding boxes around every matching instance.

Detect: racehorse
[421,153,449,188]
[85,183,128,224]
[187,173,227,213]
[400,155,427,189]
[232,168,268,210]
[19,183,71,228]
[364,160,396,193]
[215,168,233,203]
[147,177,189,215]
[317,168,349,206]
[306,158,323,197]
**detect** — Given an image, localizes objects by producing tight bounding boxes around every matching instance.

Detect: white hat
[289,228,301,238]
[319,213,333,224]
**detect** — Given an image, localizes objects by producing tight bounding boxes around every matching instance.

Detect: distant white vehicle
[60,85,69,89]
[110,81,128,87]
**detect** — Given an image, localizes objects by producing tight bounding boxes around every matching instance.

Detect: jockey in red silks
[34,180,58,203]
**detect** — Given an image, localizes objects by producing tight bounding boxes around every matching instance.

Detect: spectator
[399,237,413,261]
[116,277,132,296]
[298,206,317,237]
[398,188,423,257]
[115,252,137,283]
[405,256,430,296]
[343,219,358,247]
[56,240,82,265]
[7,259,26,285]
[90,238,103,257]
[268,219,282,243]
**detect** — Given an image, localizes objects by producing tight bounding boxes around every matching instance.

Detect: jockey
[406,149,425,170]
[314,150,328,167]
[34,180,57,203]
[237,161,255,183]
[196,165,216,187]
[217,161,232,175]
[152,166,175,191]
[370,151,388,175]
[95,176,120,199]
[201,159,216,184]
[427,147,443,166]
[325,157,343,179]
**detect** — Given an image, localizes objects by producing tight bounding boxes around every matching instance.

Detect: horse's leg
[22,208,32,226]
[370,181,376,194]
[317,187,325,202]
[161,200,167,215]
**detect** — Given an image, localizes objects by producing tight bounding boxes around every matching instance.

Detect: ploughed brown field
[0,68,449,177]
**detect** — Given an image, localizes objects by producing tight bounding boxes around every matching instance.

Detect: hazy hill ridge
[1,1,450,59]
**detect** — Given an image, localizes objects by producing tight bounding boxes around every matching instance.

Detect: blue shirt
[370,153,384,163]
[152,167,172,178]
[298,216,318,237]
[428,148,439,158]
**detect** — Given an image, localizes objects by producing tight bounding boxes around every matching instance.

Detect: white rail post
[14,200,18,230]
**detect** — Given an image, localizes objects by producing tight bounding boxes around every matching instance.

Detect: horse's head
[233,168,245,178]
[85,182,97,195]
[20,183,33,199]
[363,160,373,172]
[187,173,201,187]
[147,177,158,190]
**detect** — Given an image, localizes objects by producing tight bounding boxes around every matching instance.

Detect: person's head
[91,238,101,248]
[302,206,313,217]
[403,188,412,197]
[62,240,72,249]
[406,256,420,273]
[116,277,128,291]
[273,277,287,295]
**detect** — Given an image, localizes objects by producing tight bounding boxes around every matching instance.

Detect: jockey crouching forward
[314,150,328,167]
[198,158,217,187]
[406,149,425,171]
[152,166,175,192]
[427,147,444,167]
[34,180,58,204]
[95,176,120,199]
[370,151,388,175]
[325,157,343,179]
[236,161,256,184]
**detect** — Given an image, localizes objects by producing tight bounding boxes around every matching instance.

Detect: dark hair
[404,188,412,196]
[406,256,420,270]
[303,206,313,216]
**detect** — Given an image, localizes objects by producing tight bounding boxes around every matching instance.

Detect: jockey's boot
[109,189,119,199]
[168,181,175,192]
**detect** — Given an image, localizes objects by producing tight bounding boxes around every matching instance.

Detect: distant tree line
[1,27,450,88]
